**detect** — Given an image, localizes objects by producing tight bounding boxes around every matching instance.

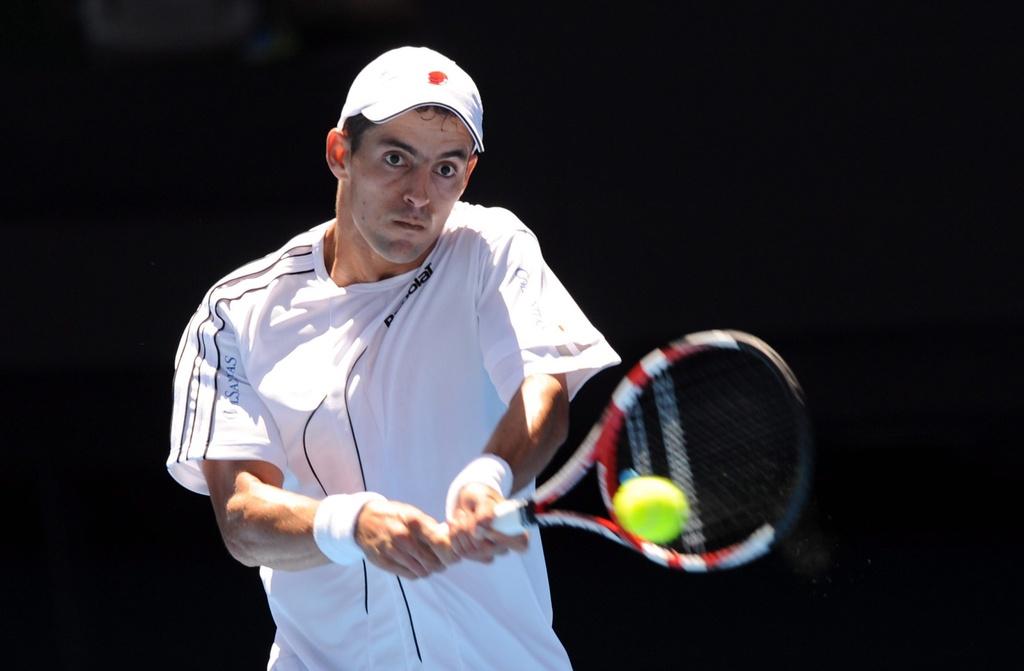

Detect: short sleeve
[477,228,621,404]
[167,303,288,495]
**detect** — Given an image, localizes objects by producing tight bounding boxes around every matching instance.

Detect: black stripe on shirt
[175,248,313,464]
[396,577,423,663]
[198,268,315,460]
[176,247,313,461]
[173,245,313,372]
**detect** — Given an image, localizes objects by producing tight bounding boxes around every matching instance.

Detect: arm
[485,372,569,493]
[447,372,569,560]
[203,459,458,578]
[203,459,326,571]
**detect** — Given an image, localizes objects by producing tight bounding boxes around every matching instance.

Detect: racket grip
[491,499,533,535]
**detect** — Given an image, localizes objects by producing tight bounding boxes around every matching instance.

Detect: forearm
[483,373,569,493]
[443,373,567,558]
[219,471,329,571]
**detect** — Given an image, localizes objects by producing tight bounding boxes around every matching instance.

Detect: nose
[403,168,430,209]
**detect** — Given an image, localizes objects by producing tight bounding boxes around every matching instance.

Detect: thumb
[457,487,481,514]
[404,513,424,531]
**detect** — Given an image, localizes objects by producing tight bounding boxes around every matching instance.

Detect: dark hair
[342,113,377,154]
[342,106,460,154]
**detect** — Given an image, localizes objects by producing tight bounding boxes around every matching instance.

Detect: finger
[447,524,491,562]
[398,522,452,574]
[391,538,443,578]
[381,518,432,576]
[403,514,425,535]
[416,534,457,569]
[452,506,510,562]
[455,483,502,521]
[456,546,495,564]
[447,510,480,555]
[456,487,486,515]
[444,517,467,554]
[451,528,479,559]
[428,535,460,566]
[477,527,529,555]
[395,536,445,576]
[468,497,497,528]
[479,526,529,547]
[489,541,509,557]
[467,537,506,563]
[475,498,497,522]
[365,520,431,577]
[408,517,459,567]
[431,522,460,565]
[505,532,529,553]
[457,526,491,556]
[366,553,421,580]
[470,507,504,543]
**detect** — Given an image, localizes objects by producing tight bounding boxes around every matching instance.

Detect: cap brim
[360,88,483,153]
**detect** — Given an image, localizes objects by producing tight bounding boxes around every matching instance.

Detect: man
[167,46,619,670]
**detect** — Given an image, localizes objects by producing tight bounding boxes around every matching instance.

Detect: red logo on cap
[428,71,448,85]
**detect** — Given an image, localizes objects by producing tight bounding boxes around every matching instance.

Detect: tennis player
[167,46,619,670]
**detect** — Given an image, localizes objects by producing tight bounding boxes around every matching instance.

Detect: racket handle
[491,499,533,535]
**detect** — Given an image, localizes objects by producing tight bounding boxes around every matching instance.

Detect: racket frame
[492,329,813,572]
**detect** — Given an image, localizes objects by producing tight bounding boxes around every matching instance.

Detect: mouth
[392,219,426,231]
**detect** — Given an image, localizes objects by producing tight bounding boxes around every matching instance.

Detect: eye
[436,163,457,178]
[383,153,404,167]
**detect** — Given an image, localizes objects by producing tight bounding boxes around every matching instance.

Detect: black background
[3,2,1021,669]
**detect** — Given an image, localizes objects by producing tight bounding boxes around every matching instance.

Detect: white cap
[338,46,484,153]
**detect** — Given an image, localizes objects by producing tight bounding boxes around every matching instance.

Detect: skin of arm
[448,372,569,561]
[202,460,457,578]
[201,374,567,570]
[490,372,570,493]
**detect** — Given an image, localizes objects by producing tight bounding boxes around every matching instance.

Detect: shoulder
[442,201,539,254]
[210,223,324,290]
[197,222,326,322]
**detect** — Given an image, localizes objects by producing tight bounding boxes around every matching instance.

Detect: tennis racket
[492,329,813,572]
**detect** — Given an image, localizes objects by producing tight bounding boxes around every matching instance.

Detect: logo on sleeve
[224,355,241,405]
[513,267,529,293]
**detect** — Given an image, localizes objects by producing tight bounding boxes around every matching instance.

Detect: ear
[463,153,480,187]
[326,128,349,179]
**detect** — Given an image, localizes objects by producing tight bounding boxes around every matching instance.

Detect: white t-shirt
[167,201,620,671]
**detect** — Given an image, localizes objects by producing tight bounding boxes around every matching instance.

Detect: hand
[355,500,459,579]
[448,483,529,563]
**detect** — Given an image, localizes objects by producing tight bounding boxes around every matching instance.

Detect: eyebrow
[379,137,470,162]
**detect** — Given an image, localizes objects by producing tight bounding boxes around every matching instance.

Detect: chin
[379,242,426,266]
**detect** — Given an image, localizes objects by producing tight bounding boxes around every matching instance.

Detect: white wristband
[313,491,386,565]
[445,454,514,521]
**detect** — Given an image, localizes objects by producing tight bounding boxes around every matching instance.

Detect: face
[331,109,477,276]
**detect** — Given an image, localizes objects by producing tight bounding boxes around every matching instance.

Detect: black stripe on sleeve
[175,248,313,464]
[196,268,315,461]
[173,246,313,373]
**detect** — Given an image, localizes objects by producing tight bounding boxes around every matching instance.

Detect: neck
[324,214,424,287]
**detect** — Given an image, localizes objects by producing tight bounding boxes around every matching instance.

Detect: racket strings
[675,354,798,549]
[616,347,803,553]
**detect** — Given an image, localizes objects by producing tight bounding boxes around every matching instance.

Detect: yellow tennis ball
[612,476,689,544]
